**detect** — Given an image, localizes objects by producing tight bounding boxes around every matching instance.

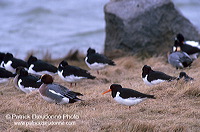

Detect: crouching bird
[58,60,95,87]
[142,65,177,86]
[102,84,156,108]
[168,40,193,69]
[27,55,57,76]
[177,72,194,82]
[15,68,42,93]
[38,74,83,104]
[85,48,115,74]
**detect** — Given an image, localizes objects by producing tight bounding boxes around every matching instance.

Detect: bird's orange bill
[102,89,111,95]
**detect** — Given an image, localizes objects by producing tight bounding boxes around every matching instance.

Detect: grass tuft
[1,55,200,131]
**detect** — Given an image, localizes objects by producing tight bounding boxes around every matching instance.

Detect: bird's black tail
[69,97,83,103]
[167,76,177,82]
[68,91,83,103]
[147,94,156,99]
[71,91,83,96]
[109,60,116,66]
[87,75,96,79]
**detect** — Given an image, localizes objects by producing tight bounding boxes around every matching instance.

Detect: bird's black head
[87,48,96,56]
[142,65,152,76]
[59,60,68,68]
[110,84,123,98]
[16,67,25,74]
[3,53,13,62]
[0,52,5,60]
[173,40,182,52]
[6,53,13,57]
[179,72,187,79]
[27,55,38,65]
[102,84,122,96]
[19,68,28,76]
[174,40,181,47]
[178,72,194,81]
[176,33,184,43]
[110,84,122,91]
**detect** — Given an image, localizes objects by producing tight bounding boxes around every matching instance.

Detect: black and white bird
[0,52,5,68]
[0,67,16,83]
[27,55,57,76]
[58,60,95,86]
[168,40,193,69]
[174,33,200,60]
[177,72,194,82]
[85,48,115,74]
[102,84,156,108]
[15,68,42,93]
[3,53,28,74]
[38,74,83,104]
[142,65,177,86]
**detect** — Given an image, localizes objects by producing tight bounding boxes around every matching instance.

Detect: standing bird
[38,74,83,104]
[27,55,57,76]
[175,33,200,60]
[3,53,28,74]
[142,65,177,86]
[102,84,155,108]
[58,60,95,87]
[85,48,115,74]
[15,68,42,93]
[168,40,193,69]
[0,67,16,83]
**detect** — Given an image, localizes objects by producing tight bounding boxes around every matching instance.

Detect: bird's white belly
[0,78,9,83]
[28,64,56,75]
[185,41,200,48]
[114,92,146,106]
[18,79,37,93]
[151,79,165,85]
[0,61,4,68]
[85,57,107,70]
[58,70,85,82]
[59,98,69,104]
[4,61,15,73]
[143,75,165,86]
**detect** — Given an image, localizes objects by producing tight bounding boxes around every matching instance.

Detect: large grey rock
[104,0,200,57]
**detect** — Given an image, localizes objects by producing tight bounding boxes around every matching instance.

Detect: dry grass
[0,55,200,132]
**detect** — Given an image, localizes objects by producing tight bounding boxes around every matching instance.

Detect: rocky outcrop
[104,0,200,57]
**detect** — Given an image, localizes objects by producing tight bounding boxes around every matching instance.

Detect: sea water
[0,0,199,59]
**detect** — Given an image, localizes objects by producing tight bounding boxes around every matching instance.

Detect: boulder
[104,0,200,57]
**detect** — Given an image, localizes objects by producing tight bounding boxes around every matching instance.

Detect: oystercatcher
[16,68,42,93]
[85,48,115,74]
[102,84,155,108]
[3,53,28,73]
[142,65,177,86]
[0,67,16,83]
[175,33,200,60]
[0,52,5,68]
[58,60,95,87]
[177,72,194,82]
[27,55,57,76]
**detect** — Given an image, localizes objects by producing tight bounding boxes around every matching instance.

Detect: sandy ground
[0,55,200,132]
